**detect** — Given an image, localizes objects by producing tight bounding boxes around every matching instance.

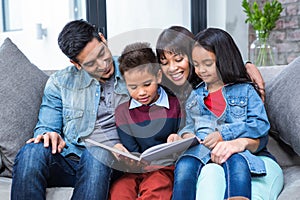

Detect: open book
[85,137,199,164]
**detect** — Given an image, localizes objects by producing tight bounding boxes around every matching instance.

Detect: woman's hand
[245,62,265,102]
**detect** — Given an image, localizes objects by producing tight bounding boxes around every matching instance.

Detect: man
[11,19,129,200]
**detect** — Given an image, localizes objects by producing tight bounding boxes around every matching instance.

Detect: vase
[250,31,278,66]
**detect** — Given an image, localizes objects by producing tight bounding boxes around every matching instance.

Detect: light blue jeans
[196,156,284,200]
[172,154,251,200]
[11,143,122,200]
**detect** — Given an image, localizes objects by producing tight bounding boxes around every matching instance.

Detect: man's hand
[26,132,66,154]
[99,32,107,45]
[245,62,265,102]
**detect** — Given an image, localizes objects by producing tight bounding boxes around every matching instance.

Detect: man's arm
[27,76,65,154]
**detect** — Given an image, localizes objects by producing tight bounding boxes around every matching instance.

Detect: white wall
[0,0,84,70]
[106,0,191,56]
[207,0,249,61]
[0,0,249,70]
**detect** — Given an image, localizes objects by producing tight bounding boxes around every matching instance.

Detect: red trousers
[110,166,174,200]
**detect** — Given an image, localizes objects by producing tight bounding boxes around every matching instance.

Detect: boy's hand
[113,143,129,152]
[112,143,130,160]
[202,131,223,149]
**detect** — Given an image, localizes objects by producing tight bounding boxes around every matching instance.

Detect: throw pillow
[265,56,300,155]
[0,152,2,173]
[0,38,49,177]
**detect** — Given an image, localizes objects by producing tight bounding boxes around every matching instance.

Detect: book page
[140,137,199,162]
[84,139,142,161]
[85,136,199,164]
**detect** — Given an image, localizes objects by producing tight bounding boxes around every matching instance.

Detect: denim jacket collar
[112,56,128,95]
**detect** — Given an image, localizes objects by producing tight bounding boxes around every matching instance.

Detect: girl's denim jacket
[179,82,270,175]
[34,57,129,157]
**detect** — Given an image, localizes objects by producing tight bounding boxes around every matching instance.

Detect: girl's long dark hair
[194,28,261,95]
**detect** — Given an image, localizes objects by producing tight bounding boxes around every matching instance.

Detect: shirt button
[96,93,99,96]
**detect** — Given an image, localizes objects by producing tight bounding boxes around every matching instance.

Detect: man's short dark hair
[57,19,102,63]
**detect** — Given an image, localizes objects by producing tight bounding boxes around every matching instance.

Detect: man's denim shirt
[179,82,270,175]
[34,57,129,157]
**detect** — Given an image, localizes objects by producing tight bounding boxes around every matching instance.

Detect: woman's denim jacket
[34,57,129,157]
[179,82,270,175]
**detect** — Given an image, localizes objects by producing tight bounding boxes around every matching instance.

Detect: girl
[166,27,280,200]
[156,26,283,200]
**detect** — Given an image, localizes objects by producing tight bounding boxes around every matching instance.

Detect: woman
[156,26,283,200]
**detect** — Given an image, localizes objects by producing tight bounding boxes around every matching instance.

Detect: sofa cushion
[0,177,74,200]
[265,56,300,155]
[277,166,300,200]
[0,38,49,177]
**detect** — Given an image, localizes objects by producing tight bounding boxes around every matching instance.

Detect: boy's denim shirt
[34,57,129,157]
[179,82,270,175]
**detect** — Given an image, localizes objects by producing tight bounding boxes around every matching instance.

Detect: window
[2,0,22,31]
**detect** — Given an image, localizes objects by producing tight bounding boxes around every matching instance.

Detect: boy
[109,42,182,199]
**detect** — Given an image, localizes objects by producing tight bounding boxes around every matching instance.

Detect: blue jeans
[172,156,202,200]
[223,154,251,199]
[172,154,251,200]
[11,143,122,200]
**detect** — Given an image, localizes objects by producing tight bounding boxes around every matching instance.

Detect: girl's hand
[181,133,195,139]
[202,131,223,149]
[167,133,182,142]
[210,139,246,164]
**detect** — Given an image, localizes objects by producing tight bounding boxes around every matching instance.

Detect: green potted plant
[242,0,283,66]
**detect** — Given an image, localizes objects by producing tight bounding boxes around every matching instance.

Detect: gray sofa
[1,38,300,199]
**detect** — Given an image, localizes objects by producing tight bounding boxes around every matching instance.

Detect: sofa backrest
[259,59,300,167]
